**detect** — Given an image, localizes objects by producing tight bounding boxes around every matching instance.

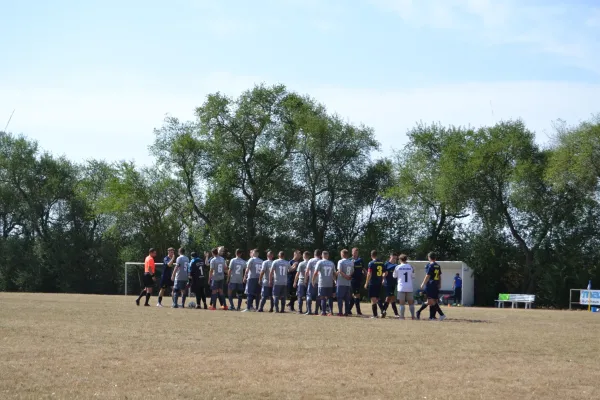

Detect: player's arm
[243,264,249,283]
[227,261,232,283]
[312,269,318,286]
[293,270,300,288]
[208,260,214,281]
[269,267,275,286]
[259,269,265,283]
[364,268,372,289]
[421,268,431,290]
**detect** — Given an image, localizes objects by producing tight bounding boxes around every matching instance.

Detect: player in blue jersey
[364,250,385,318]
[348,248,364,315]
[382,252,400,318]
[189,251,208,309]
[420,252,446,321]
[157,247,176,307]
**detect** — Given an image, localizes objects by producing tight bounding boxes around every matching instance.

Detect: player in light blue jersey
[270,251,290,313]
[242,249,262,312]
[313,251,336,316]
[208,247,228,310]
[294,251,311,314]
[336,249,354,316]
[227,249,246,311]
[258,250,275,312]
[305,249,322,315]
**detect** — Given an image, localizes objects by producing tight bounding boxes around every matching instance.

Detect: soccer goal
[124,262,164,295]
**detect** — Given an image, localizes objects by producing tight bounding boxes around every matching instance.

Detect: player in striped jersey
[294,251,310,314]
[393,254,415,319]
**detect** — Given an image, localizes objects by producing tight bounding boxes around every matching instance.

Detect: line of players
[136,246,446,320]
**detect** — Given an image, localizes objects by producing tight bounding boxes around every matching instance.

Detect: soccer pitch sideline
[0,293,598,400]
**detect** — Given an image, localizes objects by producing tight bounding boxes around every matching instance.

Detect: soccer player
[271,251,290,313]
[258,250,275,312]
[157,247,176,307]
[294,251,310,314]
[227,249,246,311]
[305,249,322,315]
[453,273,462,306]
[349,248,364,315]
[393,254,415,319]
[336,249,354,316]
[364,250,385,318]
[382,252,399,318]
[420,252,446,321]
[286,250,301,311]
[188,251,207,309]
[242,249,262,312]
[171,248,189,308]
[136,248,157,306]
[208,247,228,310]
[313,251,336,316]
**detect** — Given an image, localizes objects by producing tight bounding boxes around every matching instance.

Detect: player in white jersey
[227,249,246,311]
[258,250,275,312]
[393,254,415,319]
[270,251,290,313]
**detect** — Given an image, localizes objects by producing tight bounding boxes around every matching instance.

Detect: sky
[1,0,599,165]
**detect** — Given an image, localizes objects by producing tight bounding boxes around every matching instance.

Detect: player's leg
[157,287,164,306]
[228,283,236,309]
[218,284,227,309]
[280,287,287,313]
[135,288,146,306]
[389,293,399,317]
[352,281,363,315]
[181,283,187,308]
[273,286,280,313]
[173,282,181,308]
[336,286,344,316]
[398,292,406,319]
[297,284,305,314]
[455,287,462,305]
[407,293,415,319]
[327,290,334,316]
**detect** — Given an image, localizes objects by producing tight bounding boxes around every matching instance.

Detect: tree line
[1,84,598,307]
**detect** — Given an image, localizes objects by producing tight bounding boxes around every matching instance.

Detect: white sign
[580,290,600,305]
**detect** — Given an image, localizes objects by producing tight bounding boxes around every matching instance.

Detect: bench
[495,293,535,309]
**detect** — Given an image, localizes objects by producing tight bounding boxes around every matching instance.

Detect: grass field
[1,293,599,400]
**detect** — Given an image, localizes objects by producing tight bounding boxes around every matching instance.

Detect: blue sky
[1,0,599,164]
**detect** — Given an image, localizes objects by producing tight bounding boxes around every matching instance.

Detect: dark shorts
[191,281,204,294]
[245,278,258,296]
[287,282,297,298]
[336,285,351,300]
[297,283,307,298]
[351,280,362,295]
[426,283,439,300]
[210,279,224,291]
[143,273,154,288]
[318,286,333,298]
[273,285,288,298]
[228,282,244,293]
[261,285,273,297]
[307,283,318,300]
[384,285,396,297]
[368,284,382,299]
[161,281,174,289]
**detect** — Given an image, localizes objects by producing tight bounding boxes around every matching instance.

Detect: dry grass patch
[0,293,598,400]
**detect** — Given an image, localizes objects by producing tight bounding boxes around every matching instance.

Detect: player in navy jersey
[157,247,176,307]
[382,252,399,318]
[189,251,208,309]
[286,250,301,311]
[420,252,446,321]
[364,250,385,318]
[348,248,364,315]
